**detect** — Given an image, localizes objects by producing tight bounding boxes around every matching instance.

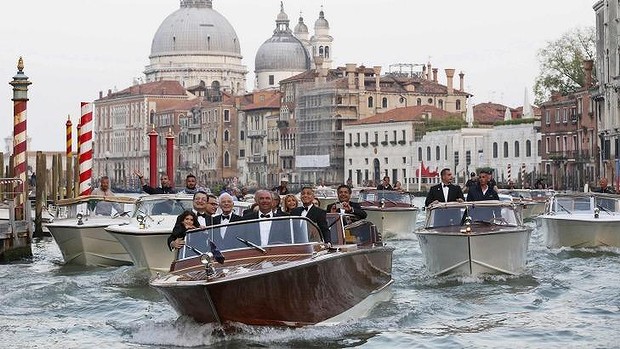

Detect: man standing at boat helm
[425,168,465,207]
[594,177,616,194]
[327,184,367,220]
[466,169,500,201]
[241,189,286,246]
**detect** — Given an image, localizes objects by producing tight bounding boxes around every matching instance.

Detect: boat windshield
[554,196,591,212]
[428,205,519,228]
[53,198,134,219]
[133,197,194,217]
[314,188,337,198]
[358,190,414,205]
[179,216,322,259]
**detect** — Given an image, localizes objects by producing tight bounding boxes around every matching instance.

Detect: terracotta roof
[349,105,459,125]
[96,80,187,101]
[473,102,512,125]
[241,90,281,110]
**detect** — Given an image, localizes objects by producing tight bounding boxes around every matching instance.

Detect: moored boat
[539,192,620,248]
[45,195,137,266]
[415,201,532,276]
[357,190,419,239]
[150,213,394,326]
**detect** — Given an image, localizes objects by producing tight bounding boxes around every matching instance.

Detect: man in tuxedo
[327,184,367,220]
[291,187,331,244]
[466,170,499,201]
[425,168,465,207]
[240,189,286,245]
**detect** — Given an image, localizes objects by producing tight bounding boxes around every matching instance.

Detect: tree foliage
[533,26,595,105]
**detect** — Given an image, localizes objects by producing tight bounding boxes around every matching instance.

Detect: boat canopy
[552,193,619,213]
[357,190,415,205]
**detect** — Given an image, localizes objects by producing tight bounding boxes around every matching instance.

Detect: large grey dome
[255,34,311,71]
[150,1,241,57]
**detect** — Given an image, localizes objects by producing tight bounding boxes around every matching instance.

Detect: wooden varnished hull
[151,245,394,326]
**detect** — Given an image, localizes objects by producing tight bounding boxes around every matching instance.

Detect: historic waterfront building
[144,0,247,94]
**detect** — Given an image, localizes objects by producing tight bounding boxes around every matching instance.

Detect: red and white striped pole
[165,128,174,186]
[9,57,31,220]
[78,102,93,196]
[521,163,526,189]
[66,115,72,158]
[507,163,512,184]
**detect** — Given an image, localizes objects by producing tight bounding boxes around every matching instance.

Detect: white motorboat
[498,189,548,221]
[105,194,194,272]
[45,195,137,267]
[357,190,419,239]
[415,201,532,276]
[539,192,620,248]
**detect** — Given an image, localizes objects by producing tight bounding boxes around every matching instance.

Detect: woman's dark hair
[176,210,197,225]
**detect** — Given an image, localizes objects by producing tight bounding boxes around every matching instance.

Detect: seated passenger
[167,210,199,251]
[327,185,367,220]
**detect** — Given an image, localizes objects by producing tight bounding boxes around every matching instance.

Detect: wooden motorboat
[499,189,548,221]
[45,195,137,266]
[150,213,394,327]
[539,192,620,248]
[415,201,532,276]
[357,190,419,239]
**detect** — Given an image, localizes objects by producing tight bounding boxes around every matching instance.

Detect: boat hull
[363,207,419,239]
[46,220,132,267]
[105,226,175,272]
[416,228,531,276]
[151,246,394,326]
[540,216,620,248]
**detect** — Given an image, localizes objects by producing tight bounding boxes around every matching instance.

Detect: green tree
[533,26,595,105]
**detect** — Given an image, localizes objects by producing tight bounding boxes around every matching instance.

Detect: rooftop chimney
[427,63,432,80]
[346,63,356,90]
[357,65,366,91]
[432,68,438,83]
[99,91,103,99]
[445,68,455,94]
[459,71,465,92]
[373,66,382,93]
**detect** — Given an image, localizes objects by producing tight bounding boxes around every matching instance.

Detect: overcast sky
[0,0,596,151]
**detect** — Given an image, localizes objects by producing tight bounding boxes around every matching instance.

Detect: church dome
[255,4,310,72]
[294,16,308,35]
[150,0,241,57]
[255,34,311,71]
[314,10,329,30]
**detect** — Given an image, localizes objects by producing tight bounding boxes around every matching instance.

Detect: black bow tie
[443,184,450,188]
[221,215,230,220]
[198,213,209,218]
[303,206,310,211]
[260,214,270,218]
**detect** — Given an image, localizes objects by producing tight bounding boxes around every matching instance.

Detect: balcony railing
[247,130,267,138]
[247,155,266,164]
[279,149,294,157]
[547,150,592,162]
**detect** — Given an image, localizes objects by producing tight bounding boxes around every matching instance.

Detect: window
[240,130,245,141]
[239,149,245,158]
[269,75,274,85]
[456,99,461,110]
[562,108,568,123]
[427,98,433,104]
[418,147,422,161]
[526,140,532,157]
[438,99,444,109]
[368,96,374,108]
[401,130,406,141]
[382,97,388,108]
[223,109,230,122]
[416,98,422,106]
[324,46,330,58]
[545,137,550,154]
[545,110,550,125]
[436,146,440,160]
[384,157,389,164]
[563,136,568,151]
[224,130,230,142]
[555,108,560,123]
[493,142,498,158]
[402,157,407,164]
[393,130,397,142]
[365,158,369,165]
[556,136,560,151]
[514,141,520,157]
[427,146,431,161]
[348,158,352,165]
[224,151,230,167]
[503,142,509,158]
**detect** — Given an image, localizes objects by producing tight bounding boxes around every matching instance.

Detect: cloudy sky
[0,0,596,151]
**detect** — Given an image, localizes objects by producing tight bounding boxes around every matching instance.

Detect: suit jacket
[235,211,295,246]
[425,183,465,207]
[466,185,499,201]
[326,201,368,220]
[291,205,331,243]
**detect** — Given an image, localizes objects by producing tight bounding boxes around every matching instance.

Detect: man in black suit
[466,169,499,201]
[209,193,244,249]
[291,187,331,244]
[240,189,287,246]
[425,168,465,207]
[327,184,367,220]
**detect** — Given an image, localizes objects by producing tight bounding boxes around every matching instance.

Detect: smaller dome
[294,16,308,34]
[255,34,311,72]
[314,10,329,29]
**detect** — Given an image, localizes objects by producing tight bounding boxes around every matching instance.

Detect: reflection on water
[1,205,620,348]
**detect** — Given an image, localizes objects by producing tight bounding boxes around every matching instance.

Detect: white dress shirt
[258,211,272,245]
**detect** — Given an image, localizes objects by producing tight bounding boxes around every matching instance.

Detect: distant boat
[416,201,532,276]
[357,189,419,239]
[150,213,394,326]
[45,195,137,266]
[539,192,620,248]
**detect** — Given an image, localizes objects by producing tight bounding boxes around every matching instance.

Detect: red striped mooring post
[78,102,93,196]
[66,115,72,158]
[148,125,159,187]
[165,128,174,186]
[9,57,31,220]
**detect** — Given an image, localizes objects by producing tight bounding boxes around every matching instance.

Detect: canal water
[1,198,619,348]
